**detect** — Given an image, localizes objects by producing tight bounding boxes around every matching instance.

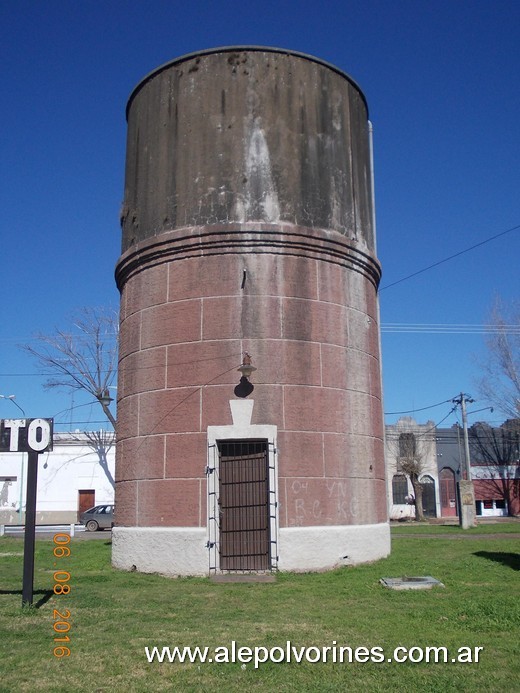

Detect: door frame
[207,400,277,574]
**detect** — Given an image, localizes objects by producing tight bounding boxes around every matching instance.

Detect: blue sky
[1,0,518,431]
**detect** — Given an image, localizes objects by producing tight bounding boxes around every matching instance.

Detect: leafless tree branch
[477,297,520,419]
[21,307,118,429]
[469,420,520,516]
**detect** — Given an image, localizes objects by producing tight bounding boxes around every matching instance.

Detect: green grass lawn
[391,520,520,534]
[1,525,518,692]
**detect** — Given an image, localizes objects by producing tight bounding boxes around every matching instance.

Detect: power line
[384,397,457,416]
[382,323,520,334]
[0,351,243,378]
[2,321,517,381]
[385,404,459,440]
[54,420,110,427]
[380,222,520,291]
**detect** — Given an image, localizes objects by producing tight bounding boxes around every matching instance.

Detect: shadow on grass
[0,589,54,608]
[473,551,520,571]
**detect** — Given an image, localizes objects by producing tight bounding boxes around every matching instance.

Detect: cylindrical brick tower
[113,47,389,575]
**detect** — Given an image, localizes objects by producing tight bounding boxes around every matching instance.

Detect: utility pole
[458,392,474,480]
[452,393,477,529]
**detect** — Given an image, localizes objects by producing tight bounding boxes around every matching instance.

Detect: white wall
[0,431,115,524]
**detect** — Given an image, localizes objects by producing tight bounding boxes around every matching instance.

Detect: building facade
[469,421,520,517]
[0,432,115,525]
[386,419,520,520]
[385,418,440,521]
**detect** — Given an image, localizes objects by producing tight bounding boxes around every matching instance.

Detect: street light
[234,353,257,398]
[237,353,257,380]
[467,406,494,417]
[0,394,26,417]
[98,389,114,408]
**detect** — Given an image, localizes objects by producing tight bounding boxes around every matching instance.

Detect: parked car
[80,504,114,531]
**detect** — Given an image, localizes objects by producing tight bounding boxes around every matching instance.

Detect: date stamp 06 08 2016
[52,533,72,658]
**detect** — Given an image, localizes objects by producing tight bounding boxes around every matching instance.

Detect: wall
[0,432,115,525]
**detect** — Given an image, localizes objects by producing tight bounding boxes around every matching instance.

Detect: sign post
[0,418,53,606]
[22,450,39,606]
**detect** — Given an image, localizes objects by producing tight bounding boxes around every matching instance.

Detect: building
[385,418,440,521]
[469,421,520,517]
[435,426,463,519]
[113,47,389,576]
[386,419,520,520]
[0,431,115,525]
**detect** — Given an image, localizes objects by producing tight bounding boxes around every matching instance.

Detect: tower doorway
[217,440,270,571]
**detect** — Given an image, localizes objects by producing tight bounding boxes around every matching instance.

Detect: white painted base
[112,527,208,576]
[277,523,391,571]
[112,523,390,576]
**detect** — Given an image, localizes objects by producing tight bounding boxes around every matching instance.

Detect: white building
[385,417,441,521]
[0,431,115,525]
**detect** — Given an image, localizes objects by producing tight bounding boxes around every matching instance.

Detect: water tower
[113,47,389,575]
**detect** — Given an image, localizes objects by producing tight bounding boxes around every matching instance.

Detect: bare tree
[22,307,118,428]
[478,297,520,419]
[397,432,428,522]
[469,420,520,517]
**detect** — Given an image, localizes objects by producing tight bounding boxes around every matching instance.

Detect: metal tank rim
[126,45,369,119]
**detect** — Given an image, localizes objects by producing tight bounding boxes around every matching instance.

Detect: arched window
[392,474,408,504]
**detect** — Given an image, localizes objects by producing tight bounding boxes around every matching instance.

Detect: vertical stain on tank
[242,118,280,223]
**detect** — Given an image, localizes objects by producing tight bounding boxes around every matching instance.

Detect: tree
[397,432,427,522]
[22,307,118,428]
[469,420,520,517]
[478,297,520,419]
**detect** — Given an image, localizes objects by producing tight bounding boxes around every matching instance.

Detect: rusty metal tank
[113,47,389,576]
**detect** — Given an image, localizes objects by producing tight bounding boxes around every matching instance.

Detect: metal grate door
[218,440,270,571]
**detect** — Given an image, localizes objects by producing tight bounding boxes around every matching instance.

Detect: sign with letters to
[0,418,53,453]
